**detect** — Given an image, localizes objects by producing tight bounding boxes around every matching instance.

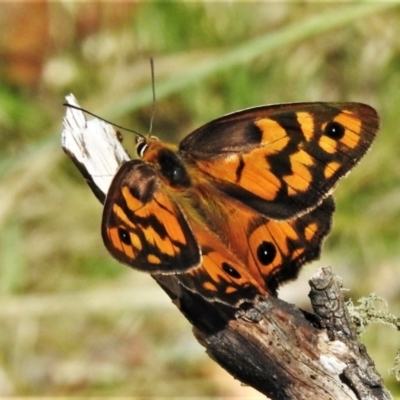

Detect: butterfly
[101,102,379,307]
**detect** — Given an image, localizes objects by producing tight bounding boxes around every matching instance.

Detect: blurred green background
[0,2,399,397]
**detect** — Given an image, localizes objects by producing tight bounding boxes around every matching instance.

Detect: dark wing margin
[179,102,378,156]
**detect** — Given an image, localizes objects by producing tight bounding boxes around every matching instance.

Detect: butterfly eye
[118,228,131,245]
[257,241,276,265]
[324,121,345,140]
[136,141,148,158]
[222,262,241,279]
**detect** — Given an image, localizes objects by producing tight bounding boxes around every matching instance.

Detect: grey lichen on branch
[61,96,392,400]
[309,267,390,400]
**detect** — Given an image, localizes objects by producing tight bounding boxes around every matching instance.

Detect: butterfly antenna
[149,57,156,136]
[63,103,145,138]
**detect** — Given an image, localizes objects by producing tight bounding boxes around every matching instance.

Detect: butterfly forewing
[180,102,378,220]
[102,160,201,274]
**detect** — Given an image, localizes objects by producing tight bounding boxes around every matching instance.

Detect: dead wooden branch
[156,269,391,400]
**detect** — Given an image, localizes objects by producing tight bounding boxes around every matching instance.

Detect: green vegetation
[0,2,399,396]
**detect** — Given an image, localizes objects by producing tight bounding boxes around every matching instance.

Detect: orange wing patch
[296,112,314,141]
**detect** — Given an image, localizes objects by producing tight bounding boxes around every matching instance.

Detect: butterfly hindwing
[102,160,201,274]
[174,213,266,306]
[176,246,265,307]
[180,102,378,219]
[245,197,335,293]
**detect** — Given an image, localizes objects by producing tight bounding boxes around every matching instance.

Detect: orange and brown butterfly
[101,102,379,306]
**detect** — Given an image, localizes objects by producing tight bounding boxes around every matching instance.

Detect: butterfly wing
[171,196,333,305]
[187,177,334,295]
[180,102,378,219]
[243,197,335,293]
[102,160,265,305]
[102,160,201,274]
[175,212,266,306]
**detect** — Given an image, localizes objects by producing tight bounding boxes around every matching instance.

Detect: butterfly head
[136,135,159,158]
[135,135,190,188]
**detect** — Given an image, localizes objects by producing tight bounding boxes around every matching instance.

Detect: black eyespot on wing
[222,262,241,279]
[324,121,345,140]
[118,228,131,245]
[257,241,276,265]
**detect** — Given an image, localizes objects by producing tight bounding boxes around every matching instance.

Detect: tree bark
[155,268,391,400]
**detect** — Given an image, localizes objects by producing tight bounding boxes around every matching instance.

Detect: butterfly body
[102,102,379,306]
